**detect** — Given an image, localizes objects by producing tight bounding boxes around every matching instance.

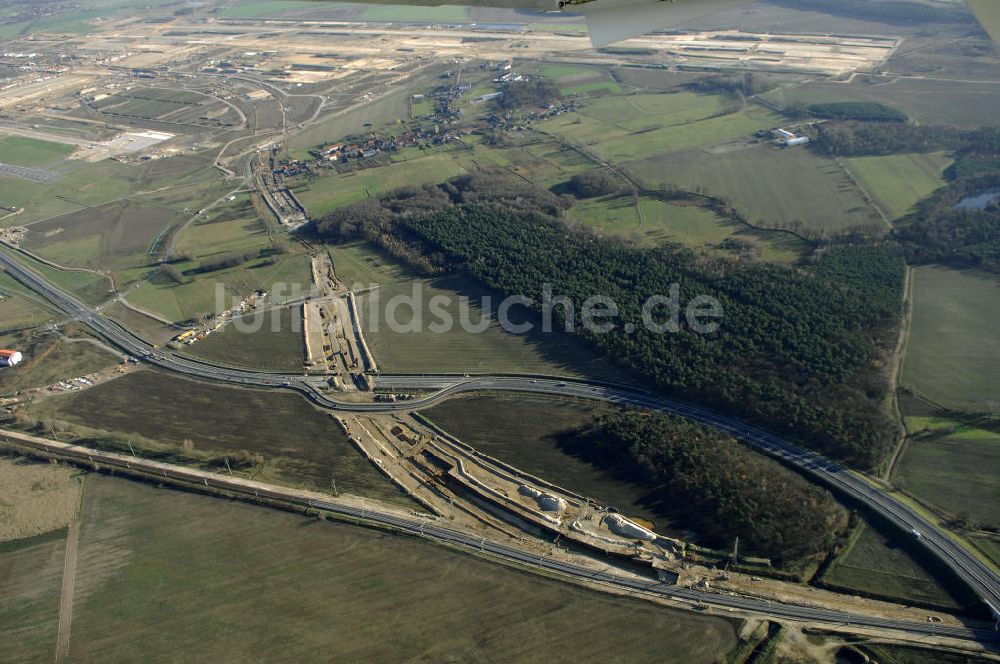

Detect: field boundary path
[54,511,81,663]
[883,266,915,480]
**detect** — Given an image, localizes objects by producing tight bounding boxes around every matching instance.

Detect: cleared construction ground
[302,249,378,390]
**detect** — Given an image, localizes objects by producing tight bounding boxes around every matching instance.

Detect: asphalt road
[1,245,998,625]
[4,428,998,646]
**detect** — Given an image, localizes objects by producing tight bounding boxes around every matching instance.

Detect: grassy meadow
[627,145,885,236]
[184,307,305,372]
[295,151,468,218]
[901,267,1000,413]
[336,242,631,381]
[0,136,74,167]
[845,152,952,220]
[0,337,120,394]
[50,474,740,663]
[761,77,1000,127]
[126,252,311,324]
[819,521,964,610]
[895,416,1000,529]
[29,370,409,502]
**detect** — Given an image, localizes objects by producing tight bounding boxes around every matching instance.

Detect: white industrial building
[0,350,23,367]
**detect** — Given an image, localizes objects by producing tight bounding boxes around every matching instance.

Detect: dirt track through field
[55,511,82,662]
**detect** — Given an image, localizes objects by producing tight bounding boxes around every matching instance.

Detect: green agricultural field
[23,200,180,272]
[0,530,66,663]
[0,276,55,331]
[541,65,595,80]
[0,248,111,307]
[971,536,1000,569]
[0,153,220,228]
[819,521,964,610]
[126,252,310,324]
[172,197,269,259]
[172,214,266,258]
[0,136,74,167]
[0,293,50,331]
[0,160,136,226]
[184,307,305,372]
[612,69,711,92]
[452,135,593,189]
[845,152,952,220]
[341,241,631,380]
[360,276,628,380]
[423,395,691,533]
[901,267,1000,412]
[866,643,996,664]
[295,152,467,218]
[100,302,178,347]
[410,98,434,117]
[761,77,1000,127]
[895,416,1000,529]
[627,145,885,236]
[567,193,805,261]
[53,474,740,663]
[328,241,411,286]
[538,94,778,162]
[562,81,622,96]
[538,63,623,95]
[0,337,120,394]
[287,91,411,153]
[31,370,409,502]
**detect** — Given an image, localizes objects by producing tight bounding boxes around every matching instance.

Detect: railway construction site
[1,232,998,652]
[2,424,994,655]
[2,0,999,660]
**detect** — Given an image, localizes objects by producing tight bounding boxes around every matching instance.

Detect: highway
[1,245,998,627]
[3,428,998,646]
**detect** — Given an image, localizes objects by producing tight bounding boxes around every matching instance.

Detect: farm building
[0,350,23,367]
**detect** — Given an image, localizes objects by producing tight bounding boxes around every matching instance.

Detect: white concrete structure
[0,350,23,366]
[605,513,657,542]
[518,485,567,513]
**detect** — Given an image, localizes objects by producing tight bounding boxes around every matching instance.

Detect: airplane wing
[966,0,1000,49]
[573,0,754,47]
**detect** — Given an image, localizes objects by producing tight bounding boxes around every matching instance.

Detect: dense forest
[565,411,847,562]
[686,73,776,96]
[805,102,907,123]
[813,121,1000,270]
[815,122,1000,159]
[496,79,561,110]
[895,173,1000,273]
[314,172,905,469]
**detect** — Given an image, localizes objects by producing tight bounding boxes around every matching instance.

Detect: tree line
[812,121,1000,272]
[804,102,907,123]
[815,122,1000,159]
[895,173,1000,273]
[564,411,848,563]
